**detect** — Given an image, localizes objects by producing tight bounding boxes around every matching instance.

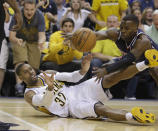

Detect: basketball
[71,28,96,52]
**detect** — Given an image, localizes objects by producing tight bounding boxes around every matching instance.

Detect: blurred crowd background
[1,0,158,100]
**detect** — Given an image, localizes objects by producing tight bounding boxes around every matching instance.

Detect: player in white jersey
[16,50,158,123]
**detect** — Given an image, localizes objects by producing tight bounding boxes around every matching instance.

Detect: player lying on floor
[16,49,158,124]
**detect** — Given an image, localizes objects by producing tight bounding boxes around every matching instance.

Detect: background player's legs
[102,49,158,89]
[94,102,156,123]
[94,103,127,121]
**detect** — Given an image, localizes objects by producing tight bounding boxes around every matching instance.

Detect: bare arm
[55,54,92,82]
[3,3,10,23]
[38,32,46,51]
[9,31,24,46]
[95,28,119,41]
[9,31,18,44]
[130,36,151,60]
[107,36,151,71]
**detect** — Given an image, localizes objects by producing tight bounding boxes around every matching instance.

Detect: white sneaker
[124,96,136,100]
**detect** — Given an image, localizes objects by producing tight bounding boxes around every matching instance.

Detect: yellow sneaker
[145,49,158,67]
[131,107,156,123]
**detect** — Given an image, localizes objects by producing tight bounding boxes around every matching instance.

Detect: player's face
[62,22,74,33]
[120,20,138,40]
[19,64,38,85]
[24,3,36,20]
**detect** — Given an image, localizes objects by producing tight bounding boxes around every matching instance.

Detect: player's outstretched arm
[54,54,92,83]
[61,28,118,47]
[79,54,92,75]
[95,28,118,41]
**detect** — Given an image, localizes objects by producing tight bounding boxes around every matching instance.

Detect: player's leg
[102,64,139,89]
[94,102,127,121]
[102,49,158,89]
[94,102,156,123]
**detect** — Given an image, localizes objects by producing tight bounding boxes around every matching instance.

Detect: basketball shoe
[131,107,155,123]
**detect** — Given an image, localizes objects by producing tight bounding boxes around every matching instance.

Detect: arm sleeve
[105,52,136,74]
[55,70,84,83]
[32,90,54,106]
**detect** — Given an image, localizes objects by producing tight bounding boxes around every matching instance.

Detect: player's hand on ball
[80,54,92,75]
[41,72,55,91]
[93,68,107,83]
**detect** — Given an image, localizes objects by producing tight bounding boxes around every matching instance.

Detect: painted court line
[0,110,46,131]
[0,100,25,103]
[0,107,32,109]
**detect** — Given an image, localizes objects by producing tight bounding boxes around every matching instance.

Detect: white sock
[136,61,149,72]
[125,112,133,121]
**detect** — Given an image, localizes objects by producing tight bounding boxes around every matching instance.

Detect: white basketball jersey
[25,72,112,118]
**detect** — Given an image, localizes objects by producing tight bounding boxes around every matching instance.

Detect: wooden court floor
[0,98,157,131]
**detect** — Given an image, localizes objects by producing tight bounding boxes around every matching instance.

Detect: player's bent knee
[94,102,110,116]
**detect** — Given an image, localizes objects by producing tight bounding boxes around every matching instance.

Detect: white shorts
[66,77,112,118]
[0,39,9,70]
